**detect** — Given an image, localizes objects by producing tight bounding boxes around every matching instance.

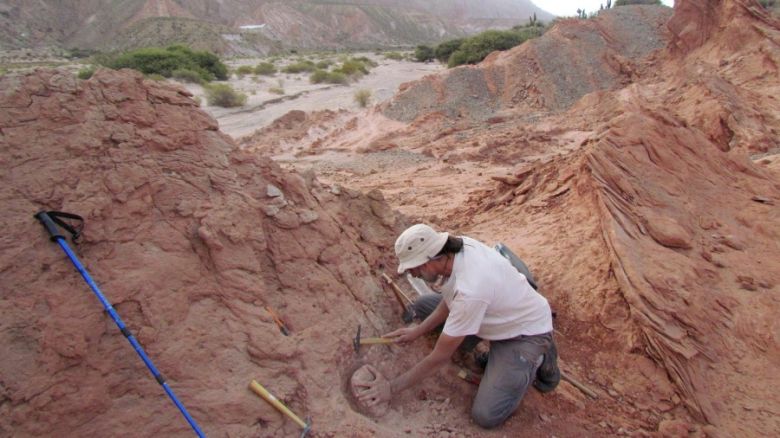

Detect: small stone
[737,275,757,291]
[658,419,691,437]
[298,210,318,224]
[266,184,284,198]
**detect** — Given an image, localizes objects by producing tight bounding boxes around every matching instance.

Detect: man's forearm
[390,350,450,395]
[389,332,464,397]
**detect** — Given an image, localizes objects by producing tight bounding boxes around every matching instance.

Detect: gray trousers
[412,294,560,428]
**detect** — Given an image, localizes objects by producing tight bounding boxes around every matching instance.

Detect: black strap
[47,211,84,242]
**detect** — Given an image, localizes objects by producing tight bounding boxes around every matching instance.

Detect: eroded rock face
[0,68,403,437]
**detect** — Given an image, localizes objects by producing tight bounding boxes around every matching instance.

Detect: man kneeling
[357,224,560,428]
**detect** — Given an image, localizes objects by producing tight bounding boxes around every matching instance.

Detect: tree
[434,38,465,64]
[414,45,435,62]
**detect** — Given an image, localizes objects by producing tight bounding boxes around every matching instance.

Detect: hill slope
[0,0,554,54]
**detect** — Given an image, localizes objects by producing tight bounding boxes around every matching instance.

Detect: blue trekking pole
[34,211,207,438]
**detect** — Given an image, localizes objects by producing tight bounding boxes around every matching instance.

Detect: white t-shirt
[439,237,553,340]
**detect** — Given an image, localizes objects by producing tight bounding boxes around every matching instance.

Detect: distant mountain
[0,0,555,55]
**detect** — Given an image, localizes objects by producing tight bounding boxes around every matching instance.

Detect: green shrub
[383,51,404,60]
[77,66,96,80]
[235,65,255,77]
[205,83,247,107]
[414,45,435,62]
[172,68,204,84]
[104,45,227,82]
[354,89,372,108]
[268,86,285,95]
[447,28,543,68]
[309,69,348,84]
[334,59,371,77]
[282,60,316,73]
[315,60,333,69]
[254,62,277,75]
[434,39,464,63]
[352,56,377,67]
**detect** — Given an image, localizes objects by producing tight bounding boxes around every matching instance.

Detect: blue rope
[56,238,206,437]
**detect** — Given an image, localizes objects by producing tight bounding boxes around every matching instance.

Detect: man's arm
[358,331,464,407]
[390,332,464,394]
[384,297,449,342]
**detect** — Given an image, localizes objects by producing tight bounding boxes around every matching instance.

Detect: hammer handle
[250,380,308,429]
[360,337,394,345]
[382,273,414,307]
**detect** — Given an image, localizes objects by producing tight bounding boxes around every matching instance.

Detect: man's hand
[355,365,392,407]
[383,326,420,343]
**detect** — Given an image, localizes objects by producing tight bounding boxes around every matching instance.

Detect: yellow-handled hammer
[353,324,394,354]
[249,380,312,437]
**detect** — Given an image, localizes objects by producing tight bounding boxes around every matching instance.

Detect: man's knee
[471,404,508,429]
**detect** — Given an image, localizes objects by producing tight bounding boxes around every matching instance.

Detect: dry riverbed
[181,53,444,140]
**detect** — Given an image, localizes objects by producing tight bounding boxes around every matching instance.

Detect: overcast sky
[533,0,674,17]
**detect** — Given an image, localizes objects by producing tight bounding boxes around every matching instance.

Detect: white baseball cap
[394,224,449,274]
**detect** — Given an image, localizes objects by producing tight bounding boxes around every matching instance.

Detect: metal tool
[562,372,598,399]
[34,211,206,438]
[353,324,394,353]
[265,306,290,336]
[249,380,312,437]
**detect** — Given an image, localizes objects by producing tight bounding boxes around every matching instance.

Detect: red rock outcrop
[0,69,411,437]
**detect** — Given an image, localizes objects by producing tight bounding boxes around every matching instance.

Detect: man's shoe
[533,341,561,393]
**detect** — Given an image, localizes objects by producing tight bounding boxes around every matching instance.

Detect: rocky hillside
[0,69,407,436]
[0,0,553,55]
[382,5,674,122]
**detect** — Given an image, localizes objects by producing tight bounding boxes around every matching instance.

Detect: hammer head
[353,324,361,354]
[300,416,312,438]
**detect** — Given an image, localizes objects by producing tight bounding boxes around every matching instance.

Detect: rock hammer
[249,380,312,437]
[353,324,393,354]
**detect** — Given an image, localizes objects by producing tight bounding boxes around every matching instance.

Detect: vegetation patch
[254,62,277,75]
[315,60,333,69]
[354,89,372,108]
[333,57,376,79]
[101,45,228,82]
[205,83,247,107]
[172,68,204,84]
[235,65,255,77]
[282,60,317,74]
[383,51,404,60]
[310,69,348,84]
[77,66,96,80]
[414,45,435,62]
